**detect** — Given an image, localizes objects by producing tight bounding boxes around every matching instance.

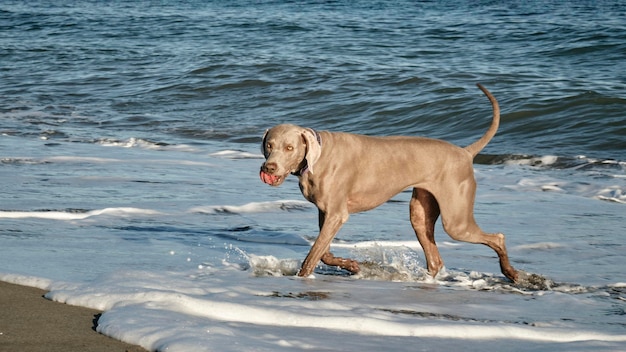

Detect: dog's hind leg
[410,188,444,278]
[459,227,518,283]
[440,205,519,283]
[427,174,519,282]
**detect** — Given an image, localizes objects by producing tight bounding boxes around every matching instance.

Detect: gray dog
[260,84,518,283]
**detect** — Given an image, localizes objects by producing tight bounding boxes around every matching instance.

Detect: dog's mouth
[259,170,286,186]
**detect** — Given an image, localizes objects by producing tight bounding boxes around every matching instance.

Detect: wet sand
[0,281,148,352]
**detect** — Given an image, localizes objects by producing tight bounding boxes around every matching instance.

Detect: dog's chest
[298,178,317,204]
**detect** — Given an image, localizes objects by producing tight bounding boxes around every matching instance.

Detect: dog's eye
[286,145,294,151]
[266,143,272,151]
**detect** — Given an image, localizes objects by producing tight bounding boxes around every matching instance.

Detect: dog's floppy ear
[261,129,269,157]
[302,128,321,174]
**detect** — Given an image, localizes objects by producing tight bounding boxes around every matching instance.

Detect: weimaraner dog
[259,84,519,283]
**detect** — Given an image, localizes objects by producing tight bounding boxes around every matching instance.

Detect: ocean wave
[188,200,312,215]
[2,155,122,165]
[477,153,626,204]
[4,154,215,167]
[510,176,626,204]
[0,207,163,220]
[476,153,625,170]
[513,242,565,251]
[45,156,123,163]
[596,186,626,204]
[97,137,201,153]
[1,157,49,165]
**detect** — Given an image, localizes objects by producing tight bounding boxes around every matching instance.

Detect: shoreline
[0,280,148,352]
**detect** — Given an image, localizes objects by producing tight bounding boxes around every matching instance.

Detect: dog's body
[260,84,519,282]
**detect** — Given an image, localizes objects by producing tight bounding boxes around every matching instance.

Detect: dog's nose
[263,162,277,174]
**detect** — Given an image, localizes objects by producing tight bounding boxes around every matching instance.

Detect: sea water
[1,1,625,351]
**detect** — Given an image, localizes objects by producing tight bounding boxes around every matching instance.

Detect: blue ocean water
[1,1,625,351]
[2,1,625,158]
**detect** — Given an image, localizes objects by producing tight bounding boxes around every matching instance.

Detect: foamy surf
[254,226,621,296]
[32,268,626,352]
[244,243,591,295]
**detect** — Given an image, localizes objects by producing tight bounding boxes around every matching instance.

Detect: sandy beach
[0,281,147,352]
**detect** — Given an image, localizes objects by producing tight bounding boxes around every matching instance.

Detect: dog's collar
[292,128,322,177]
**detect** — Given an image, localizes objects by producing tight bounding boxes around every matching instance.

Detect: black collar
[292,129,322,177]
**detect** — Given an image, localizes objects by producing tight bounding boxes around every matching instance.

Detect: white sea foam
[248,255,301,276]
[504,155,559,167]
[0,273,53,290]
[540,184,564,192]
[2,211,625,352]
[25,269,624,352]
[595,186,626,203]
[98,137,159,148]
[210,150,264,159]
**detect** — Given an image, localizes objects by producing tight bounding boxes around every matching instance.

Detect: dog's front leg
[298,209,349,277]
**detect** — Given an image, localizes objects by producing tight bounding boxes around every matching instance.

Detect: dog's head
[259,124,321,187]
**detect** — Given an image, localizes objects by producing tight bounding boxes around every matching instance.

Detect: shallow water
[1,138,624,351]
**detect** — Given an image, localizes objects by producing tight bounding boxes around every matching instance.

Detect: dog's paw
[346,260,360,274]
[514,270,555,291]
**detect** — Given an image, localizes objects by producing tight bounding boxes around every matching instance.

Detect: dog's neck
[292,128,322,177]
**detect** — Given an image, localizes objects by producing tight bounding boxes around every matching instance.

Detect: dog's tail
[464,83,500,158]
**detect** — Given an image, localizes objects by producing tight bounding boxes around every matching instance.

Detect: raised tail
[464,83,500,157]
